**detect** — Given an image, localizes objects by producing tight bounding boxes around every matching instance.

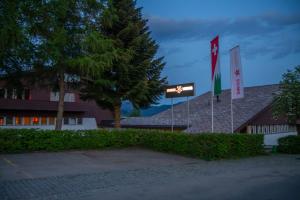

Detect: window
[69,117,76,125]
[0,89,5,98]
[41,117,47,125]
[49,117,55,125]
[64,118,69,125]
[12,89,17,99]
[14,117,22,125]
[50,92,59,101]
[0,117,4,126]
[6,89,12,99]
[32,117,39,125]
[64,93,75,102]
[77,118,82,125]
[50,92,75,102]
[24,89,30,100]
[23,117,31,125]
[64,74,80,83]
[16,89,23,99]
[6,116,13,125]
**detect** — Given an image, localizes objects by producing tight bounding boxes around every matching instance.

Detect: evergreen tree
[129,108,141,117]
[273,66,300,134]
[80,0,167,128]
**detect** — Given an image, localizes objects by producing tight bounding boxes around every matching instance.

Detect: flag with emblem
[210,36,221,96]
[230,46,244,99]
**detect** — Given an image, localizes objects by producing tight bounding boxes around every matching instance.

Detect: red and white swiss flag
[210,36,219,81]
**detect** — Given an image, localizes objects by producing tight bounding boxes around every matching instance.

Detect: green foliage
[0,129,264,160]
[129,108,141,117]
[80,0,167,127]
[0,0,33,86]
[1,0,114,130]
[139,131,263,160]
[273,66,300,134]
[277,135,300,154]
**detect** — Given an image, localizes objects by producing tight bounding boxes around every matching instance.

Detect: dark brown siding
[249,105,287,125]
[0,85,113,126]
[31,88,50,101]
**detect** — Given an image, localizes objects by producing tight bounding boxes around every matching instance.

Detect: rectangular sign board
[165,82,195,98]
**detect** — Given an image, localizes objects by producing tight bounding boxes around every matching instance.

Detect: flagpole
[211,86,214,133]
[187,96,190,129]
[171,97,174,132]
[231,93,233,133]
[230,47,233,134]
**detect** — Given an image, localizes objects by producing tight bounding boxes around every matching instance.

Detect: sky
[136,0,300,105]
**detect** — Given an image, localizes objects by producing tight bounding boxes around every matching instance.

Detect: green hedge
[0,129,264,160]
[277,135,300,154]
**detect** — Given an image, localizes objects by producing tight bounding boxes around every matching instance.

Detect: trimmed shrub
[139,131,263,160]
[277,135,300,154]
[0,129,264,160]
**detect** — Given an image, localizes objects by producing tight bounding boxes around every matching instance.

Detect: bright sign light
[165,83,195,98]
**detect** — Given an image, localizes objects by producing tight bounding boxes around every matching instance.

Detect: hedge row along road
[0,129,264,160]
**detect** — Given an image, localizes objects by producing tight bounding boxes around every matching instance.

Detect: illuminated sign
[165,83,195,98]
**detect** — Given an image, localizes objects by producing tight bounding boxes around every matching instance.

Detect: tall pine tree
[80,0,167,128]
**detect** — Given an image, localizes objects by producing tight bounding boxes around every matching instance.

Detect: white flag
[230,46,244,99]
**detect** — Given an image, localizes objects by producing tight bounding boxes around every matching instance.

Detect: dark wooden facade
[0,82,113,126]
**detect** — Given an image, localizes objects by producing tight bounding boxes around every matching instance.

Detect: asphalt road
[1,148,300,200]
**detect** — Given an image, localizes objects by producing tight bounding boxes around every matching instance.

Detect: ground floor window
[69,117,76,125]
[6,116,13,125]
[0,116,84,126]
[32,117,40,125]
[77,118,82,125]
[64,118,69,125]
[49,117,55,125]
[41,117,47,125]
[0,116,4,126]
[15,117,22,125]
[23,117,31,125]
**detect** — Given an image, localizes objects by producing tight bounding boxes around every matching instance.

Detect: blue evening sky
[136,0,300,105]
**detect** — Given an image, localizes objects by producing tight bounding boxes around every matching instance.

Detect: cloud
[271,39,300,59]
[158,46,183,56]
[148,12,300,41]
[240,32,300,59]
[167,58,200,70]
[149,12,300,60]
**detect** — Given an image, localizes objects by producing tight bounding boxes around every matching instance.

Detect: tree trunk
[55,71,65,130]
[296,124,300,135]
[113,104,121,128]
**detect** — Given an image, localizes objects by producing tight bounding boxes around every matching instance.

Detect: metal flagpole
[211,89,214,133]
[231,94,233,133]
[230,46,234,134]
[187,96,190,129]
[171,98,174,132]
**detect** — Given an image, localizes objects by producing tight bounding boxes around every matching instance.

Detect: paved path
[1,149,300,200]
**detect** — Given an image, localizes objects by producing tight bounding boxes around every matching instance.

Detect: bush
[0,129,264,160]
[139,131,263,160]
[277,135,300,154]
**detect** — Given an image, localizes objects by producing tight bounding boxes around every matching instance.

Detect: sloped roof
[121,84,280,133]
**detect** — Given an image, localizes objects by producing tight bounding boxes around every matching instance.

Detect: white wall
[0,118,97,130]
[264,132,297,146]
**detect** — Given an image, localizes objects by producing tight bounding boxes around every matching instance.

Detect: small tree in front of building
[3,0,114,130]
[273,66,300,134]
